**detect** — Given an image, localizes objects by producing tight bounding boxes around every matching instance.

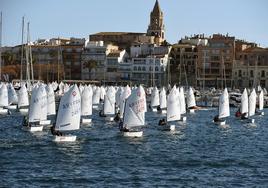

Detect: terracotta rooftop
[92,32,146,36]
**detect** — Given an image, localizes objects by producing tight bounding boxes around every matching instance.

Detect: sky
[0,0,268,47]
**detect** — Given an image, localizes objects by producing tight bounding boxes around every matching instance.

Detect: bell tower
[147,0,165,44]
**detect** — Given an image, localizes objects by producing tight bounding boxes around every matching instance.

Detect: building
[196,34,235,88]
[146,0,165,45]
[233,47,268,89]
[81,40,118,81]
[169,34,207,86]
[130,44,171,87]
[89,0,165,49]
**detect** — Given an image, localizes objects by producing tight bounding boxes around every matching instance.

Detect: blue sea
[1,108,268,187]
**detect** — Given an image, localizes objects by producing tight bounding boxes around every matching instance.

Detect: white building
[81,40,118,80]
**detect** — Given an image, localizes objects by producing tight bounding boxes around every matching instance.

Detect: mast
[57,37,60,83]
[0,12,2,81]
[25,22,31,85]
[20,17,25,82]
[27,22,34,82]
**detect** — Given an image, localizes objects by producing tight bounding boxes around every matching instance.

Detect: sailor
[241,113,248,120]
[235,108,241,117]
[99,110,106,117]
[213,115,220,122]
[114,112,120,122]
[157,106,161,112]
[50,125,63,136]
[158,118,167,125]
[119,121,129,132]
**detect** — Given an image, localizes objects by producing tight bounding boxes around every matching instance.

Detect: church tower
[147,0,165,44]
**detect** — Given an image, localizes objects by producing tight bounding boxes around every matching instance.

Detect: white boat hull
[92,105,99,110]
[7,105,17,110]
[123,131,143,138]
[152,108,157,112]
[159,124,175,131]
[189,109,195,113]
[39,120,51,125]
[82,118,92,124]
[161,109,167,114]
[19,108,29,115]
[54,135,77,142]
[105,117,114,122]
[180,116,187,122]
[29,126,43,132]
[0,108,8,115]
[214,120,226,126]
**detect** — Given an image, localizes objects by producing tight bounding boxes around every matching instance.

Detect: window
[142,66,146,71]
[134,66,137,71]
[250,70,254,77]
[138,66,141,71]
[261,70,265,77]
[155,66,159,71]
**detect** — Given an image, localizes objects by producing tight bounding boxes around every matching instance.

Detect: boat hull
[19,108,29,115]
[29,126,43,132]
[123,131,143,138]
[0,108,8,115]
[39,120,51,126]
[82,118,92,124]
[54,135,77,142]
[161,109,167,114]
[7,105,17,110]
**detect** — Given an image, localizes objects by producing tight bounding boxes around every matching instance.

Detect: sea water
[1,108,268,187]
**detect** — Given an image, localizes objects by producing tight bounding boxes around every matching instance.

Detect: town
[1,0,267,90]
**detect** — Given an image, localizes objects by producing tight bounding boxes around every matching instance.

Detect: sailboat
[103,86,116,121]
[81,85,93,124]
[27,84,47,132]
[0,83,9,115]
[44,84,56,125]
[179,87,187,122]
[159,87,167,114]
[240,88,248,119]
[248,89,256,123]
[92,86,101,109]
[150,86,159,112]
[187,87,197,113]
[257,89,264,116]
[162,86,181,131]
[119,85,131,119]
[120,85,146,138]
[7,83,18,110]
[213,88,230,126]
[18,83,29,115]
[53,84,81,142]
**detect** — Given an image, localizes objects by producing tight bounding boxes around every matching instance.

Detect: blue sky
[1,0,268,47]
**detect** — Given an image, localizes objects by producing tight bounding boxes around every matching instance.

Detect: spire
[152,0,162,15]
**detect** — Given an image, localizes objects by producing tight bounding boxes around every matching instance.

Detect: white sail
[18,83,29,108]
[241,88,248,114]
[116,87,123,107]
[55,85,81,131]
[151,87,159,107]
[187,87,196,108]
[218,88,230,119]
[259,89,264,111]
[167,86,181,122]
[8,83,18,105]
[119,85,131,118]
[179,87,186,114]
[0,84,8,107]
[248,89,256,117]
[81,86,93,116]
[46,84,56,115]
[104,86,116,115]
[123,86,146,129]
[28,85,47,122]
[92,86,101,104]
[100,86,106,101]
[159,87,167,109]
